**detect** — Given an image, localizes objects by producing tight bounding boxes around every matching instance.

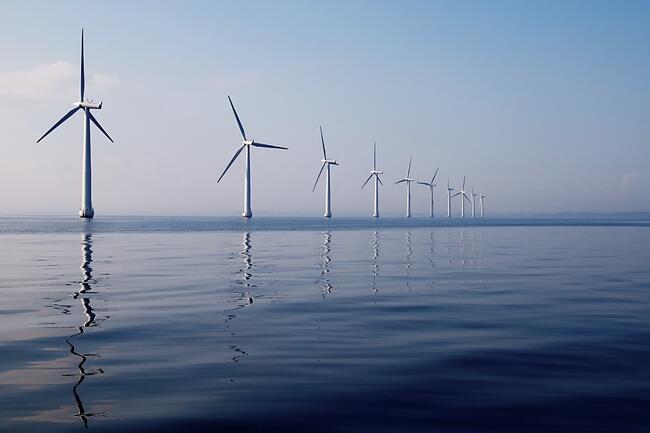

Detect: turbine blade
[228,96,246,140]
[361,174,373,189]
[377,176,383,186]
[452,192,461,197]
[36,107,81,143]
[464,193,471,202]
[417,182,429,186]
[88,111,113,142]
[80,29,85,102]
[217,144,245,183]
[395,179,407,184]
[252,142,287,150]
[407,156,412,178]
[463,176,466,190]
[312,162,326,192]
[432,167,439,183]
[373,142,377,170]
[320,126,327,159]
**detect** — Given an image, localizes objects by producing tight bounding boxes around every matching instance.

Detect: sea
[1,216,650,433]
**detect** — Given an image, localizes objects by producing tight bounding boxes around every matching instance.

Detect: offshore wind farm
[2,2,650,433]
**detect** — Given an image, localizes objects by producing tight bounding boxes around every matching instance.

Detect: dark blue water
[1,217,650,432]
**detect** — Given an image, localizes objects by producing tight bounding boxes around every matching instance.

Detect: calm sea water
[2,217,650,432]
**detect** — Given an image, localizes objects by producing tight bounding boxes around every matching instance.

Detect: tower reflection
[224,232,254,364]
[319,232,333,297]
[429,230,436,270]
[405,231,412,291]
[62,233,105,427]
[371,231,379,294]
[241,231,253,294]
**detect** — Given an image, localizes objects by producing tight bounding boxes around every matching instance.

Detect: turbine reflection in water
[225,232,254,364]
[460,230,467,269]
[428,230,436,290]
[405,231,412,291]
[318,232,333,297]
[370,231,379,294]
[62,233,105,427]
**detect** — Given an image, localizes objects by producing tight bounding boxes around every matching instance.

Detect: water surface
[1,217,650,432]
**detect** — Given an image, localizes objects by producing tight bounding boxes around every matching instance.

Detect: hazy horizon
[1,0,649,217]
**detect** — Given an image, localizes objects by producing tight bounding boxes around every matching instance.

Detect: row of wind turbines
[216,110,487,219]
[36,30,487,219]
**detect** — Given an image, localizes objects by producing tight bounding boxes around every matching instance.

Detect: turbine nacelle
[74,100,103,109]
[322,159,338,165]
[243,139,254,146]
[371,170,383,175]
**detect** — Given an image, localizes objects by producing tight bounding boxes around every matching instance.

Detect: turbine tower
[395,157,414,218]
[417,167,439,218]
[452,176,471,218]
[217,96,287,218]
[361,142,383,218]
[480,194,486,218]
[37,29,113,219]
[446,176,454,218]
[471,188,479,218]
[312,126,339,218]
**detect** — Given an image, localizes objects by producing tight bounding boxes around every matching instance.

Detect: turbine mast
[243,144,252,218]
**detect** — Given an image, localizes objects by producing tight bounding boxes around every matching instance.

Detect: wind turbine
[312,126,339,218]
[446,176,454,218]
[471,188,479,218]
[452,176,471,218]
[361,142,383,218]
[36,29,113,219]
[417,167,439,218]
[217,96,287,218]
[395,157,414,217]
[480,194,486,218]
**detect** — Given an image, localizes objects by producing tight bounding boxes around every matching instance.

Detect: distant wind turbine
[471,188,479,218]
[480,194,486,218]
[452,176,471,218]
[395,157,414,217]
[312,126,339,218]
[361,142,383,218]
[417,167,439,218]
[36,29,113,219]
[446,176,454,218]
[217,96,287,218]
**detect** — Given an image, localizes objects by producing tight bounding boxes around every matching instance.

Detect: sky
[0,0,648,217]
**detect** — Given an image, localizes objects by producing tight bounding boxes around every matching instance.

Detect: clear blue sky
[1,0,648,216]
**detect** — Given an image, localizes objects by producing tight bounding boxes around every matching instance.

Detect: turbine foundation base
[79,208,94,219]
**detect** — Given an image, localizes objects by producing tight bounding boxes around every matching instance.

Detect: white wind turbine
[395,157,414,218]
[361,142,383,218]
[446,176,454,218]
[217,96,287,218]
[37,29,113,219]
[480,194,486,218]
[471,188,479,218]
[417,167,439,218]
[452,176,471,218]
[312,126,339,218]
